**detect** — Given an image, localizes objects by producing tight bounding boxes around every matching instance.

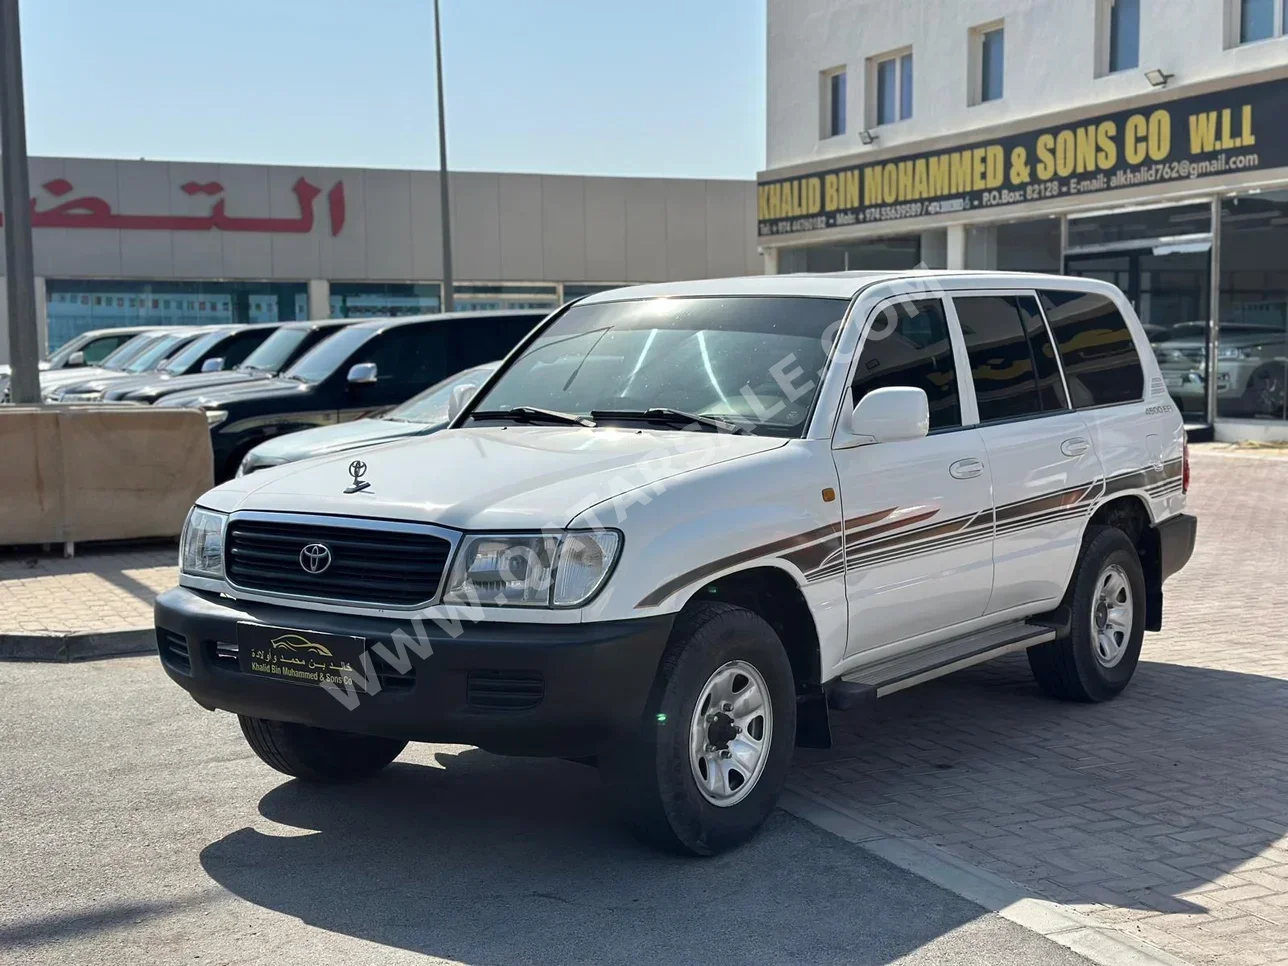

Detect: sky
[21,0,766,180]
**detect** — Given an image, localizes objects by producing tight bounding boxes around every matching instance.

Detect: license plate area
[237,622,367,688]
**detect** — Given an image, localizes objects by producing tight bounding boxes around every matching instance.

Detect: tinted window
[1039,290,1145,407]
[361,326,449,389]
[955,296,1047,422]
[216,328,276,368]
[1017,295,1068,411]
[79,335,131,364]
[286,328,375,384]
[852,298,961,430]
[163,330,228,374]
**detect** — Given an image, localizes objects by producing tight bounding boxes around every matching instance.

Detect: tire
[603,602,796,856]
[1027,525,1147,702]
[238,715,407,782]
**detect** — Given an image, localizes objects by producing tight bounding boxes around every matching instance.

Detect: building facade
[762,0,1288,439]
[0,157,759,362]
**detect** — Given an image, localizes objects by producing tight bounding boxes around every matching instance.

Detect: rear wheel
[239,715,407,782]
[1028,525,1146,702]
[603,602,795,856]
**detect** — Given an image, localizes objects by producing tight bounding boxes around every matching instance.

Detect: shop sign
[757,75,1288,237]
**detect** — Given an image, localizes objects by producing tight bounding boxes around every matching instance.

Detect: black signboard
[757,75,1288,237]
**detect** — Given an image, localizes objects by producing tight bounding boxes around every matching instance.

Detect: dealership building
[762,0,1288,438]
[0,157,758,362]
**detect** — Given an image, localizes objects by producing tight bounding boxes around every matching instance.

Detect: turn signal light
[1182,437,1191,494]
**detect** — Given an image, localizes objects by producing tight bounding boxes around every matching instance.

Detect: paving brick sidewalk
[792,448,1288,966]
[0,544,176,652]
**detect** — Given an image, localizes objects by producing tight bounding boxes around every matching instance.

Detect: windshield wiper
[471,406,595,427]
[590,408,742,433]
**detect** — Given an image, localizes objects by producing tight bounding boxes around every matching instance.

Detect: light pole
[433,0,455,312]
[0,0,40,404]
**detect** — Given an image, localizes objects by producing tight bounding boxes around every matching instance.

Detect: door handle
[949,458,984,480]
[1061,437,1091,458]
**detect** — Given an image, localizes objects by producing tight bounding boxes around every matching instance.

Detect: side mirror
[447,383,479,422]
[66,351,86,368]
[346,362,378,385]
[200,357,225,373]
[841,386,929,447]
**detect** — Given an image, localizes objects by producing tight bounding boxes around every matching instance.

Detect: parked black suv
[159,310,549,480]
[106,319,361,405]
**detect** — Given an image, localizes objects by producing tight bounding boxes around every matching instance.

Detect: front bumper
[155,587,673,757]
[1158,513,1198,582]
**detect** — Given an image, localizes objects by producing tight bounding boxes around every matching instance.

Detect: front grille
[159,630,191,675]
[467,670,544,712]
[225,517,452,607]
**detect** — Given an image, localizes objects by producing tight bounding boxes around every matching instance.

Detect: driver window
[852,298,962,431]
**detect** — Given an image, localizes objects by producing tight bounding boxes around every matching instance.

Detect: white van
[157,272,1196,855]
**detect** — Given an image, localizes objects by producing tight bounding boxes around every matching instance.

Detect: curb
[781,786,1194,966]
[0,628,154,662]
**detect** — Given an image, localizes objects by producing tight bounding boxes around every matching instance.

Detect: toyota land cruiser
[156,272,1196,855]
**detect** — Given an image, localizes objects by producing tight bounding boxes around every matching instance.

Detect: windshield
[387,365,496,423]
[285,327,374,383]
[100,334,159,370]
[239,327,311,372]
[47,334,90,367]
[468,297,846,437]
[125,333,189,373]
[162,330,227,374]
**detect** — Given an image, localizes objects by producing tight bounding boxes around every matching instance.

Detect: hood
[40,366,117,390]
[158,376,312,410]
[202,426,787,530]
[115,368,266,402]
[246,417,431,466]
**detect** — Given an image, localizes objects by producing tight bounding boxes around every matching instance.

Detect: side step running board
[829,622,1055,706]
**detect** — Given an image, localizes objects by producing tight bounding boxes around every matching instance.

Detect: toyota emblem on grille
[299,543,333,574]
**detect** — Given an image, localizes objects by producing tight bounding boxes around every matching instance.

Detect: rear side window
[82,335,129,364]
[1038,290,1144,407]
[955,294,1067,422]
[852,298,961,431]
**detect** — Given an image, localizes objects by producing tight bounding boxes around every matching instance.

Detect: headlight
[1218,346,1253,361]
[63,391,104,402]
[179,507,228,579]
[205,409,229,427]
[443,530,621,608]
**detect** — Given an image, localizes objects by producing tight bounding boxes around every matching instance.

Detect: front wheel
[603,602,796,855]
[1028,525,1146,702]
[239,715,407,782]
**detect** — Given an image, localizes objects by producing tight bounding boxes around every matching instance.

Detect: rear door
[833,296,995,654]
[948,291,1105,613]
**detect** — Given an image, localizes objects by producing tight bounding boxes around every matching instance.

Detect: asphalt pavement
[0,655,1093,966]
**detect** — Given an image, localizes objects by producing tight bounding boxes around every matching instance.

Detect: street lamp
[0,0,40,404]
[433,0,455,312]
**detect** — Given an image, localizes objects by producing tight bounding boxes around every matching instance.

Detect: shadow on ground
[199,752,1011,966]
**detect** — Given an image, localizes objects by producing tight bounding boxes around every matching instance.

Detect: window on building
[853,298,961,430]
[1235,0,1278,42]
[43,279,307,352]
[452,282,560,312]
[954,295,1052,422]
[329,282,442,319]
[970,24,1005,104]
[870,49,913,126]
[1098,0,1140,73]
[821,67,847,138]
[1039,291,1146,408]
[779,236,923,274]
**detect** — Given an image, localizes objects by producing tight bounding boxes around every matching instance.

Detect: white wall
[768,0,1288,170]
[0,159,761,284]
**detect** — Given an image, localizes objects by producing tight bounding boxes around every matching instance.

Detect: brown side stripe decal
[634,460,1185,607]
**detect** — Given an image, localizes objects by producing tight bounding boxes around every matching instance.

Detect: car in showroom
[1153,320,1288,420]
[237,361,498,476]
[155,272,1195,855]
[158,310,547,481]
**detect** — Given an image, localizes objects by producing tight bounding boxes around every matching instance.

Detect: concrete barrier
[0,405,213,548]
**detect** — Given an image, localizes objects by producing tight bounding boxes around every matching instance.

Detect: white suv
[157,272,1196,855]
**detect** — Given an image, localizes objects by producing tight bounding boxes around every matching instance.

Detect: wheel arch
[1086,495,1163,632]
[677,565,830,749]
